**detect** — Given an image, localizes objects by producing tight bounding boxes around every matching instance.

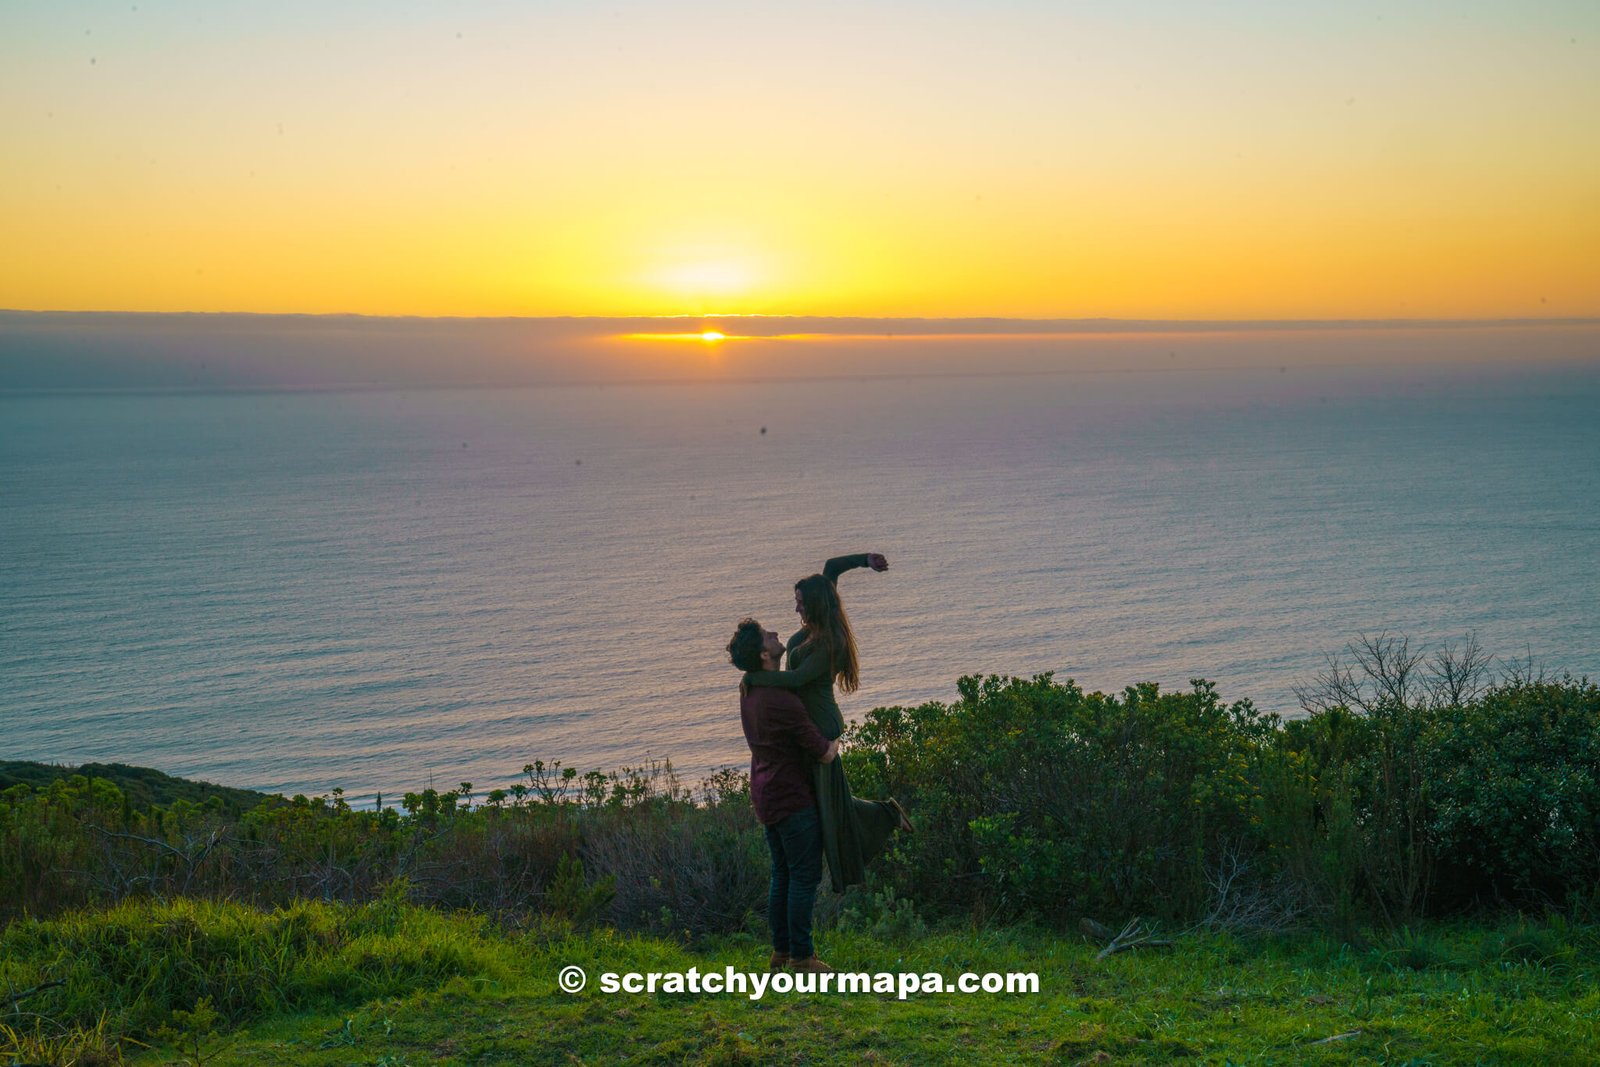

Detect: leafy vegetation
[845,639,1600,932]
[4,636,1598,1061]
[7,668,1596,938]
[0,762,268,817]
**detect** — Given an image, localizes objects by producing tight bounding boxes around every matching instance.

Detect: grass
[6,898,1600,1065]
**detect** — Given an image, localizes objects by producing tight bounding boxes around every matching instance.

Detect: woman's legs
[816,761,912,891]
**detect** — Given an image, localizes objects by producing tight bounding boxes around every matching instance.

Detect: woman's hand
[867,553,889,572]
[822,739,841,763]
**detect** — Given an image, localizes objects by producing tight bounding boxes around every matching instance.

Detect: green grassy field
[4,897,1597,1066]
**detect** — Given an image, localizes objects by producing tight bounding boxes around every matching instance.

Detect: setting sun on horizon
[2,2,1598,320]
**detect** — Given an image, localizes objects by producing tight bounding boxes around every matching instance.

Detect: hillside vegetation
[0,761,268,817]
[3,637,1597,1063]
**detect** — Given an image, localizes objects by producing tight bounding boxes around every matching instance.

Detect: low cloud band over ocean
[3,313,1597,393]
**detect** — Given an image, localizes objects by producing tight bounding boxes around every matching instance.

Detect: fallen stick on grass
[3,978,66,1008]
[1309,1030,1362,1045]
[1081,917,1176,959]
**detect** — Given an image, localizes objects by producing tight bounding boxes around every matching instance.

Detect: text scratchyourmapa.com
[558,965,1039,1001]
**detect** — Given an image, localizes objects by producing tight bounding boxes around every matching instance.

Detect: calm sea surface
[4,357,1599,803]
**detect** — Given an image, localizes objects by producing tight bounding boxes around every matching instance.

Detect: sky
[2,1,1597,319]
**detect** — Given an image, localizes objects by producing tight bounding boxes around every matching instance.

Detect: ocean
[4,351,1598,803]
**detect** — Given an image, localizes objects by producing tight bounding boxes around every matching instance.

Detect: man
[728,617,839,974]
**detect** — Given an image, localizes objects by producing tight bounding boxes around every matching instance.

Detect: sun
[700,331,726,342]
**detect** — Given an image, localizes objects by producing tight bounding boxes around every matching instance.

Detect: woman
[741,552,912,892]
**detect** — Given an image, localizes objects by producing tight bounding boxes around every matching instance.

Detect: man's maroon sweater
[740,685,832,826]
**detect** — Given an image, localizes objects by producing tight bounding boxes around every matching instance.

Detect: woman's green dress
[741,554,901,892]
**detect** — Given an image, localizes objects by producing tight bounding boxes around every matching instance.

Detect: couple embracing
[727,552,912,974]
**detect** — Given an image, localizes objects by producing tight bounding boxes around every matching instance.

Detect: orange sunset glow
[2,3,1597,320]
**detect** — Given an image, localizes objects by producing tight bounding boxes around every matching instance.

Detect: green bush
[1269,700,1435,929]
[1264,677,1600,925]
[1426,680,1600,905]
[847,673,1274,923]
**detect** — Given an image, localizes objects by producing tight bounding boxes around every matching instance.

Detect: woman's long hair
[795,573,860,693]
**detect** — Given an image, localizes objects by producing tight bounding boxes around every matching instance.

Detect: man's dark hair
[727,618,765,672]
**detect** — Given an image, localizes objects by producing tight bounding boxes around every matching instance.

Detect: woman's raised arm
[823,553,888,583]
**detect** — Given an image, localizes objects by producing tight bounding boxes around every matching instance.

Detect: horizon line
[4,309,1599,332]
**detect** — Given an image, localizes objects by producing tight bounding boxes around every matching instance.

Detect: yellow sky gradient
[3,1,1597,318]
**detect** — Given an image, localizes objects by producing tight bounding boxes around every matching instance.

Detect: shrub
[848,673,1274,923]
[583,800,766,937]
[1425,679,1600,905]
[1269,700,1437,929]
[1268,670,1600,924]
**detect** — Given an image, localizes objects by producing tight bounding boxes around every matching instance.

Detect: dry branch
[1085,917,1175,959]
[1309,1030,1362,1045]
[3,978,66,1008]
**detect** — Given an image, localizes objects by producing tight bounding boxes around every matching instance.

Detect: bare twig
[1501,644,1548,687]
[88,824,223,894]
[1093,917,1175,959]
[1309,1030,1362,1045]
[1297,631,1481,714]
[1427,632,1492,707]
[89,824,190,862]
[1352,631,1424,708]
[1294,651,1365,714]
[1188,841,1311,937]
[3,978,66,1008]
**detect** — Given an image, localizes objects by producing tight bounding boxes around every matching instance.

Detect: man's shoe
[888,797,914,834]
[767,952,790,971]
[788,956,834,974]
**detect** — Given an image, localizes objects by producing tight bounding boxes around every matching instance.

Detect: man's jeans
[764,805,823,959]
